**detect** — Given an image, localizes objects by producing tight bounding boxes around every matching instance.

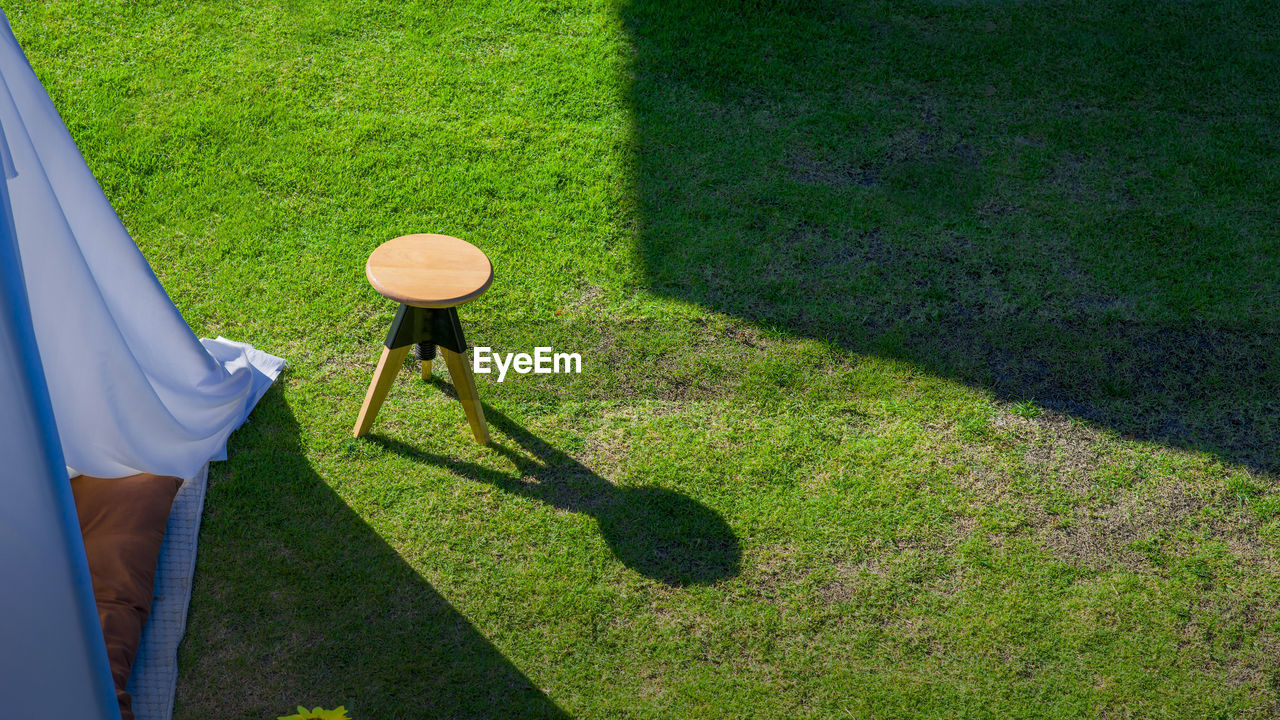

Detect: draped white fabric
[0,12,283,480]
[0,112,121,720]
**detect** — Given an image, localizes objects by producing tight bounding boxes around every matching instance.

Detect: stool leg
[417,342,435,380]
[440,347,489,445]
[353,345,411,437]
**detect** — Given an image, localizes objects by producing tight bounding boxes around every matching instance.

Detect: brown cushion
[71,473,182,720]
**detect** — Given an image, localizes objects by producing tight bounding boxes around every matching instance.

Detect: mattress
[125,463,209,720]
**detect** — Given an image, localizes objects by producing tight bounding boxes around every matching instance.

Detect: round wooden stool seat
[366,233,493,308]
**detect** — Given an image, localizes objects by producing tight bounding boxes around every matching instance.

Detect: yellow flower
[277,705,351,720]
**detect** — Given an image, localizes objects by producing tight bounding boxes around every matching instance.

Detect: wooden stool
[352,233,492,443]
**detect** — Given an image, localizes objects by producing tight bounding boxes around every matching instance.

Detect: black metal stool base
[385,304,467,353]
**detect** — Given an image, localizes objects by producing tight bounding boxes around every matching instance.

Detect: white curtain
[0,11,283,480]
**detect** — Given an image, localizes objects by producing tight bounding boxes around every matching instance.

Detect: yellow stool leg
[353,345,411,437]
[441,347,489,445]
[421,359,432,379]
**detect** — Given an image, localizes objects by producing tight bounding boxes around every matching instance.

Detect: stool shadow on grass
[370,404,740,587]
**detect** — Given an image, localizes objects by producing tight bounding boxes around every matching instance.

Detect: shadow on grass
[625,1,1280,472]
[177,385,569,720]
[370,402,740,587]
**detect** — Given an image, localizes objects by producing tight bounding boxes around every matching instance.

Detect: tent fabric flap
[0,90,121,720]
[0,10,284,480]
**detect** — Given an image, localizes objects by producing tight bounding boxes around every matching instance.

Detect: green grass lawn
[11,0,1280,717]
